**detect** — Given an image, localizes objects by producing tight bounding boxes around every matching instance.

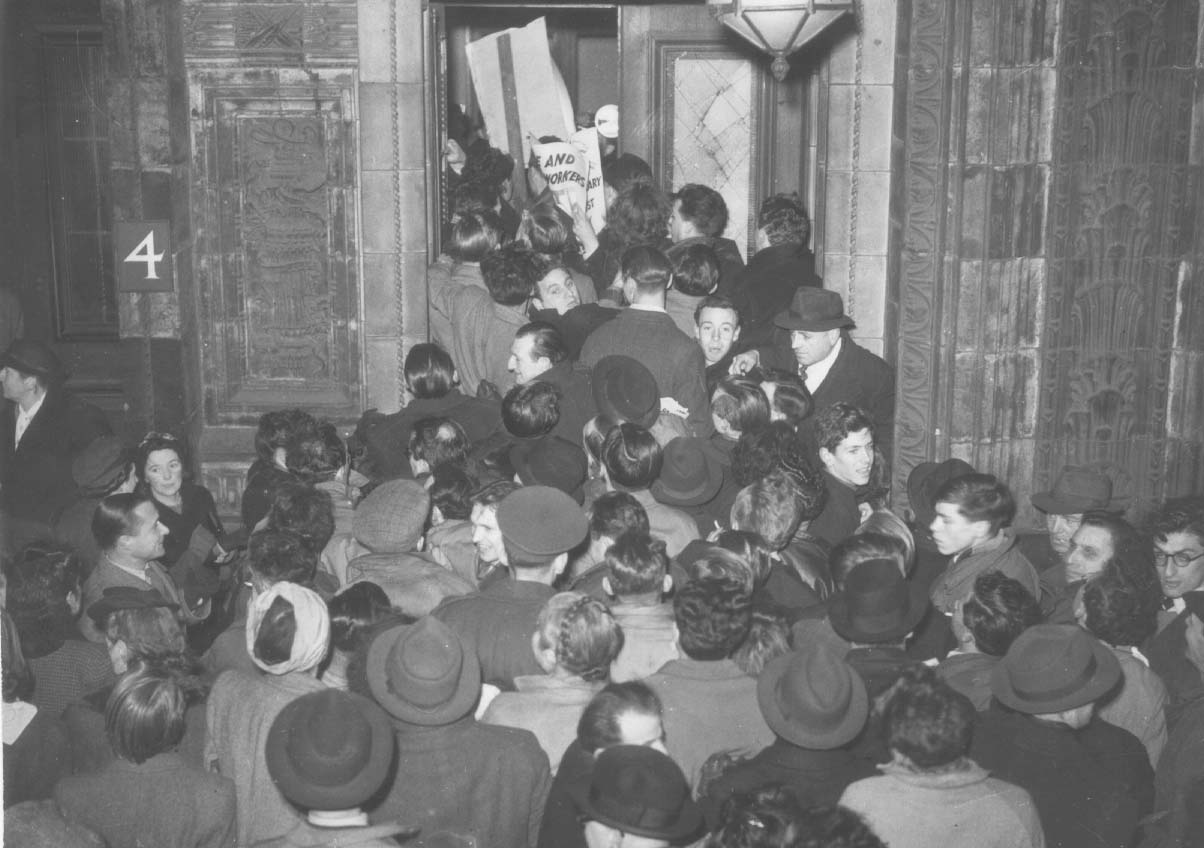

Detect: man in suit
[0,339,111,552]
[731,288,895,462]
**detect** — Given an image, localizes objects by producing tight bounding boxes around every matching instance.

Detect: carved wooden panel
[194,81,361,425]
[183,1,359,65]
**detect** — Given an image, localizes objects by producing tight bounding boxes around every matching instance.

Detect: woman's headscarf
[246,582,331,675]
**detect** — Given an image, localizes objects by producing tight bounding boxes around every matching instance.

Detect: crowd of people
[1,142,1203,848]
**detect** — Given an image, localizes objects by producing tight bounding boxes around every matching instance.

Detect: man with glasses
[1145,496,1204,730]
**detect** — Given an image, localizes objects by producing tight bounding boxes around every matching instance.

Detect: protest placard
[570,127,607,233]
[532,139,588,221]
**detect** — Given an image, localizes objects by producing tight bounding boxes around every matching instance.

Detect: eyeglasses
[1153,550,1204,570]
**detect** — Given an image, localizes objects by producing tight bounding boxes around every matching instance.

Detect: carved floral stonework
[183,1,358,65]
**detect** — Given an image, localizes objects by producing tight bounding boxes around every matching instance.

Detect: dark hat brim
[1030,491,1129,515]
[568,779,704,843]
[772,314,854,332]
[265,691,396,811]
[649,448,723,507]
[591,356,660,429]
[906,458,977,524]
[827,579,930,645]
[366,622,482,726]
[756,652,869,750]
[0,343,67,382]
[990,637,1122,715]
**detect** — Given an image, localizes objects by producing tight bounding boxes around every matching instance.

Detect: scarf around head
[245,581,331,675]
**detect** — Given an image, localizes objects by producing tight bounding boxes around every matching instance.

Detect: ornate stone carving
[183,1,358,64]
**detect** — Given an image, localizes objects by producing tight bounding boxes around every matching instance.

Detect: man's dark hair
[1083,566,1162,648]
[450,181,499,218]
[604,532,668,596]
[266,481,336,555]
[813,402,874,453]
[673,184,729,238]
[1147,495,1204,546]
[731,467,827,550]
[501,381,560,438]
[247,528,318,587]
[409,417,470,471]
[404,343,456,399]
[430,464,476,521]
[589,491,650,541]
[882,666,975,769]
[667,242,720,297]
[448,209,503,263]
[756,193,810,247]
[470,478,521,508]
[673,576,752,661]
[694,294,741,327]
[601,153,653,196]
[709,787,808,848]
[620,245,673,298]
[731,421,799,488]
[92,492,152,553]
[516,322,568,367]
[932,473,1016,535]
[481,243,539,306]
[577,680,663,754]
[712,377,771,436]
[610,183,671,251]
[961,571,1041,656]
[328,581,393,654]
[601,423,663,491]
[461,145,514,191]
[286,422,346,485]
[521,202,580,259]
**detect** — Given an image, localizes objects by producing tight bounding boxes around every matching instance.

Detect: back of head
[682,547,757,595]
[882,666,975,768]
[481,242,540,306]
[329,581,393,654]
[254,409,317,462]
[448,209,503,263]
[601,423,663,491]
[248,528,319,588]
[756,193,810,247]
[932,473,1015,535]
[708,786,807,848]
[461,145,513,191]
[621,245,674,300]
[6,543,85,656]
[602,154,653,196]
[730,471,810,551]
[535,592,624,681]
[578,680,663,754]
[854,510,915,575]
[712,377,771,437]
[714,530,774,587]
[409,417,470,472]
[604,532,668,596]
[106,665,188,764]
[759,368,812,426]
[106,606,186,662]
[731,421,800,488]
[961,571,1041,656]
[611,184,671,250]
[267,481,336,555]
[673,184,728,238]
[813,402,874,454]
[404,343,457,399]
[1082,566,1161,648]
[517,322,568,367]
[502,381,561,438]
[673,576,752,661]
[521,202,577,257]
[286,422,346,485]
[430,464,476,522]
[249,584,331,675]
[830,533,907,591]
[590,491,650,544]
[732,610,791,678]
[667,242,720,297]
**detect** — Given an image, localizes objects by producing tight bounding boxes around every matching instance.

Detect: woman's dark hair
[961,571,1042,656]
[254,409,319,462]
[1082,566,1162,648]
[609,182,671,250]
[732,610,790,678]
[712,377,771,437]
[501,381,560,438]
[600,423,662,491]
[714,530,775,587]
[6,543,86,658]
[759,367,812,427]
[252,595,297,667]
[882,666,975,768]
[521,201,582,260]
[430,464,476,521]
[731,421,802,488]
[328,582,393,654]
[448,209,503,263]
[247,528,318,588]
[266,481,335,555]
[404,343,457,399]
[286,422,346,485]
[756,193,810,247]
[105,606,187,662]
[481,242,539,306]
[577,680,663,754]
[134,432,192,491]
[602,154,653,196]
[105,665,188,764]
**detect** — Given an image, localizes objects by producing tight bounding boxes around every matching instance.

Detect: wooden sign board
[115,220,174,292]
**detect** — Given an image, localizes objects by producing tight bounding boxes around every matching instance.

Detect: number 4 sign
[115,221,174,292]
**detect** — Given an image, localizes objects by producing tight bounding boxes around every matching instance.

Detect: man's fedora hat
[592,355,660,429]
[571,745,703,843]
[1030,466,1128,515]
[773,288,855,333]
[366,617,481,726]
[991,624,1121,714]
[265,689,396,811]
[757,644,868,750]
[828,559,929,644]
[650,437,722,507]
[906,458,977,529]
[0,340,67,383]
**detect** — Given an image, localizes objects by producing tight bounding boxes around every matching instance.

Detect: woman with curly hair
[482,591,624,773]
[587,181,673,299]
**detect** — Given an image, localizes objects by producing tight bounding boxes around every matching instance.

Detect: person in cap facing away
[573,744,703,848]
[0,338,113,546]
[52,435,137,567]
[433,485,589,690]
[259,688,416,847]
[841,666,1043,848]
[969,624,1153,848]
[1020,465,1128,573]
[701,644,875,828]
[361,616,551,847]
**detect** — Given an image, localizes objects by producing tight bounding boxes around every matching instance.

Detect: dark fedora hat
[757,644,869,750]
[265,689,396,811]
[71,436,131,495]
[570,745,703,843]
[592,355,659,429]
[650,437,722,507]
[366,617,481,726]
[86,586,178,628]
[828,559,929,644]
[906,458,977,528]
[773,288,855,332]
[510,436,588,504]
[991,624,1121,714]
[1031,465,1129,515]
[0,339,67,383]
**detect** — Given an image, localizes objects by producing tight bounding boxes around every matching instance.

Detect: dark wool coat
[732,243,821,351]
[1145,597,1204,732]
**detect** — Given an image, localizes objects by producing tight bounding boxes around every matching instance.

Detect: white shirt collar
[13,392,45,447]
[803,335,843,394]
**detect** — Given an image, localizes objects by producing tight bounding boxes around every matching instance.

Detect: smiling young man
[806,402,877,547]
[693,296,741,394]
[508,322,596,445]
[528,263,618,360]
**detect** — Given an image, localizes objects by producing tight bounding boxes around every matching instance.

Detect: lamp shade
[708,0,854,80]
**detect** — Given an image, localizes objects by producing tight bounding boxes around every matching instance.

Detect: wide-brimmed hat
[570,745,703,843]
[366,617,481,726]
[510,436,588,504]
[0,340,67,383]
[1031,466,1128,515]
[828,559,929,644]
[651,437,722,507]
[906,458,977,528]
[496,485,588,566]
[757,645,869,750]
[265,689,396,811]
[773,288,855,332]
[592,356,659,429]
[991,624,1121,714]
[86,586,178,627]
[354,479,430,553]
